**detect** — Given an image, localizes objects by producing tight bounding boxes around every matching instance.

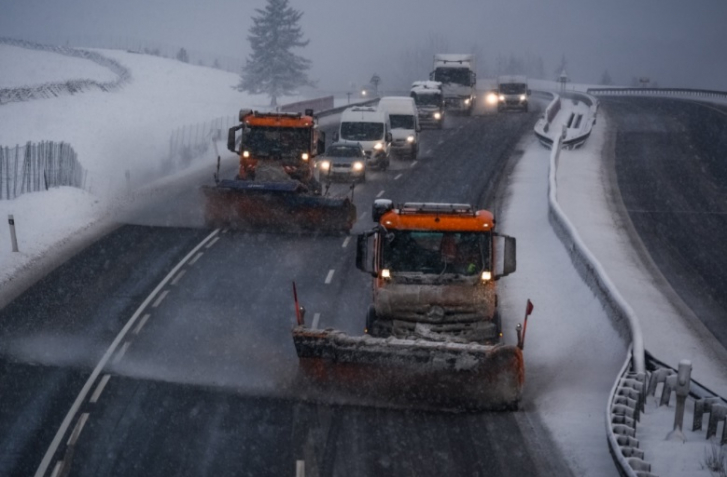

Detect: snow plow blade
[201,180,356,233]
[292,327,524,411]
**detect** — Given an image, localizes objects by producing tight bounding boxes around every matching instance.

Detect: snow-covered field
[1,43,726,476]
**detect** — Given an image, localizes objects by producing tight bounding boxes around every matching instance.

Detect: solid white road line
[89,374,111,404]
[112,341,130,365]
[312,313,321,330]
[152,290,169,308]
[34,228,221,477]
[376,190,385,198]
[133,313,151,335]
[189,252,204,265]
[324,269,335,284]
[171,270,186,286]
[66,413,89,446]
[342,236,351,248]
[296,460,305,477]
[394,173,402,180]
[205,236,220,249]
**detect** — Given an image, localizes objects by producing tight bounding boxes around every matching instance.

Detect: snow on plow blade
[201,180,356,233]
[292,327,524,411]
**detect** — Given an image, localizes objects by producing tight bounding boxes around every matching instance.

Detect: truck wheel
[365,305,378,335]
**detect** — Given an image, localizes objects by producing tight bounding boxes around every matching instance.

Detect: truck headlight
[499,95,505,102]
[406,136,415,143]
[242,150,250,158]
[464,98,471,105]
[481,271,492,282]
[319,160,330,171]
[434,112,442,119]
[374,142,383,150]
[519,94,526,101]
[352,161,364,171]
[301,152,309,161]
[486,93,498,105]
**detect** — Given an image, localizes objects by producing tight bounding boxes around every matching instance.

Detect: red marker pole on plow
[517,299,534,350]
[292,281,304,326]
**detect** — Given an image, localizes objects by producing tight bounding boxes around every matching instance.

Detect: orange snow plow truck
[201,109,356,233]
[292,200,531,411]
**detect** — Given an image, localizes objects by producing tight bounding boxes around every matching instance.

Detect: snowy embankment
[520,92,727,476]
[0,44,291,306]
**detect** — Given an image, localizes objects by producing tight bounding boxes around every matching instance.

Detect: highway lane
[66,110,571,476]
[603,97,727,348]
[1,106,574,476]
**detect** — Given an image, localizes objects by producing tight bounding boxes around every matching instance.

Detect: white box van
[378,96,420,159]
[335,106,392,170]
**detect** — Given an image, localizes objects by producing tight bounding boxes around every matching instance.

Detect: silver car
[317,142,367,183]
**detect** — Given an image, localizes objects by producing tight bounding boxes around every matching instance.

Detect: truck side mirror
[497,235,516,279]
[227,125,243,153]
[385,132,393,142]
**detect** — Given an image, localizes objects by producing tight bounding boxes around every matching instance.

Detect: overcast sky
[2,0,726,91]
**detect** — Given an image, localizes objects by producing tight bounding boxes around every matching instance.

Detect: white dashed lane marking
[205,237,220,249]
[312,313,321,329]
[376,190,385,198]
[189,252,204,265]
[394,173,402,180]
[359,211,367,220]
[171,270,186,286]
[342,236,351,248]
[133,314,151,335]
[324,269,335,284]
[67,413,90,446]
[111,341,130,365]
[152,290,169,308]
[411,160,418,167]
[89,374,111,404]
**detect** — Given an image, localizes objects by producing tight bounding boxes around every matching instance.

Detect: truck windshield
[340,122,384,141]
[412,93,442,107]
[433,67,472,86]
[382,231,490,275]
[390,115,415,129]
[499,83,527,94]
[243,127,310,157]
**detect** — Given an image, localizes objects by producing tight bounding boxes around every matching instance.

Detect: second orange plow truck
[292,199,534,411]
[201,109,356,233]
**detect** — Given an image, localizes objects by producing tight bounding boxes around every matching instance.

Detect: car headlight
[519,94,526,101]
[319,160,330,171]
[434,112,442,119]
[499,95,505,101]
[486,93,499,105]
[242,150,250,158]
[301,152,309,161]
[352,161,364,171]
[374,142,383,150]
[406,136,415,143]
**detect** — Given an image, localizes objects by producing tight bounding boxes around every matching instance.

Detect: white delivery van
[377,96,421,159]
[335,106,392,170]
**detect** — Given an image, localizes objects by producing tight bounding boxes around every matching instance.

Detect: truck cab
[356,200,516,343]
[410,81,444,129]
[431,54,477,115]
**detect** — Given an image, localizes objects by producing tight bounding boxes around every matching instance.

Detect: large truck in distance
[410,81,444,129]
[495,75,531,112]
[430,54,476,115]
[292,200,528,411]
[200,109,356,233]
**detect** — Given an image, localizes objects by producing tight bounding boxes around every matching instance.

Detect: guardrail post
[706,404,727,442]
[8,214,19,252]
[666,360,691,442]
[693,397,722,431]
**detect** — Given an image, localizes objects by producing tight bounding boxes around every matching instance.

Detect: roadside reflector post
[8,215,19,252]
[666,359,692,442]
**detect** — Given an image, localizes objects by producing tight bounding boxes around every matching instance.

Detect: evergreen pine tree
[176,48,189,63]
[600,69,613,85]
[237,0,313,106]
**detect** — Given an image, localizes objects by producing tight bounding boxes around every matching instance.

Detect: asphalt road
[1,107,576,477]
[603,97,727,348]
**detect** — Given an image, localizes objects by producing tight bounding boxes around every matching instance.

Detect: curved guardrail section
[587,87,727,100]
[0,37,131,105]
[534,91,599,149]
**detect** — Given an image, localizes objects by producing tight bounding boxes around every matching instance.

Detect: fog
[2,0,726,91]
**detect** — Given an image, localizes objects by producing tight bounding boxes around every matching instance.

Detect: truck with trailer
[430,54,477,115]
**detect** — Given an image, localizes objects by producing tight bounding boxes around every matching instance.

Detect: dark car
[316,142,367,183]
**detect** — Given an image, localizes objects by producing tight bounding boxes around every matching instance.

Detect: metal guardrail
[534,91,598,149]
[587,87,727,100]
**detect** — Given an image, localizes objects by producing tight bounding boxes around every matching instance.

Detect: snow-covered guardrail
[587,87,727,101]
[535,91,599,149]
[0,38,131,105]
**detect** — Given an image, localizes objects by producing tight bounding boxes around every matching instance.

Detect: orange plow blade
[292,326,524,411]
[201,180,356,233]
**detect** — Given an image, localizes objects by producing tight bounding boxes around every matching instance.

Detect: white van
[377,96,420,159]
[335,106,392,170]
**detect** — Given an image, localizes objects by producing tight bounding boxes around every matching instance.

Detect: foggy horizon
[1,0,725,92]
